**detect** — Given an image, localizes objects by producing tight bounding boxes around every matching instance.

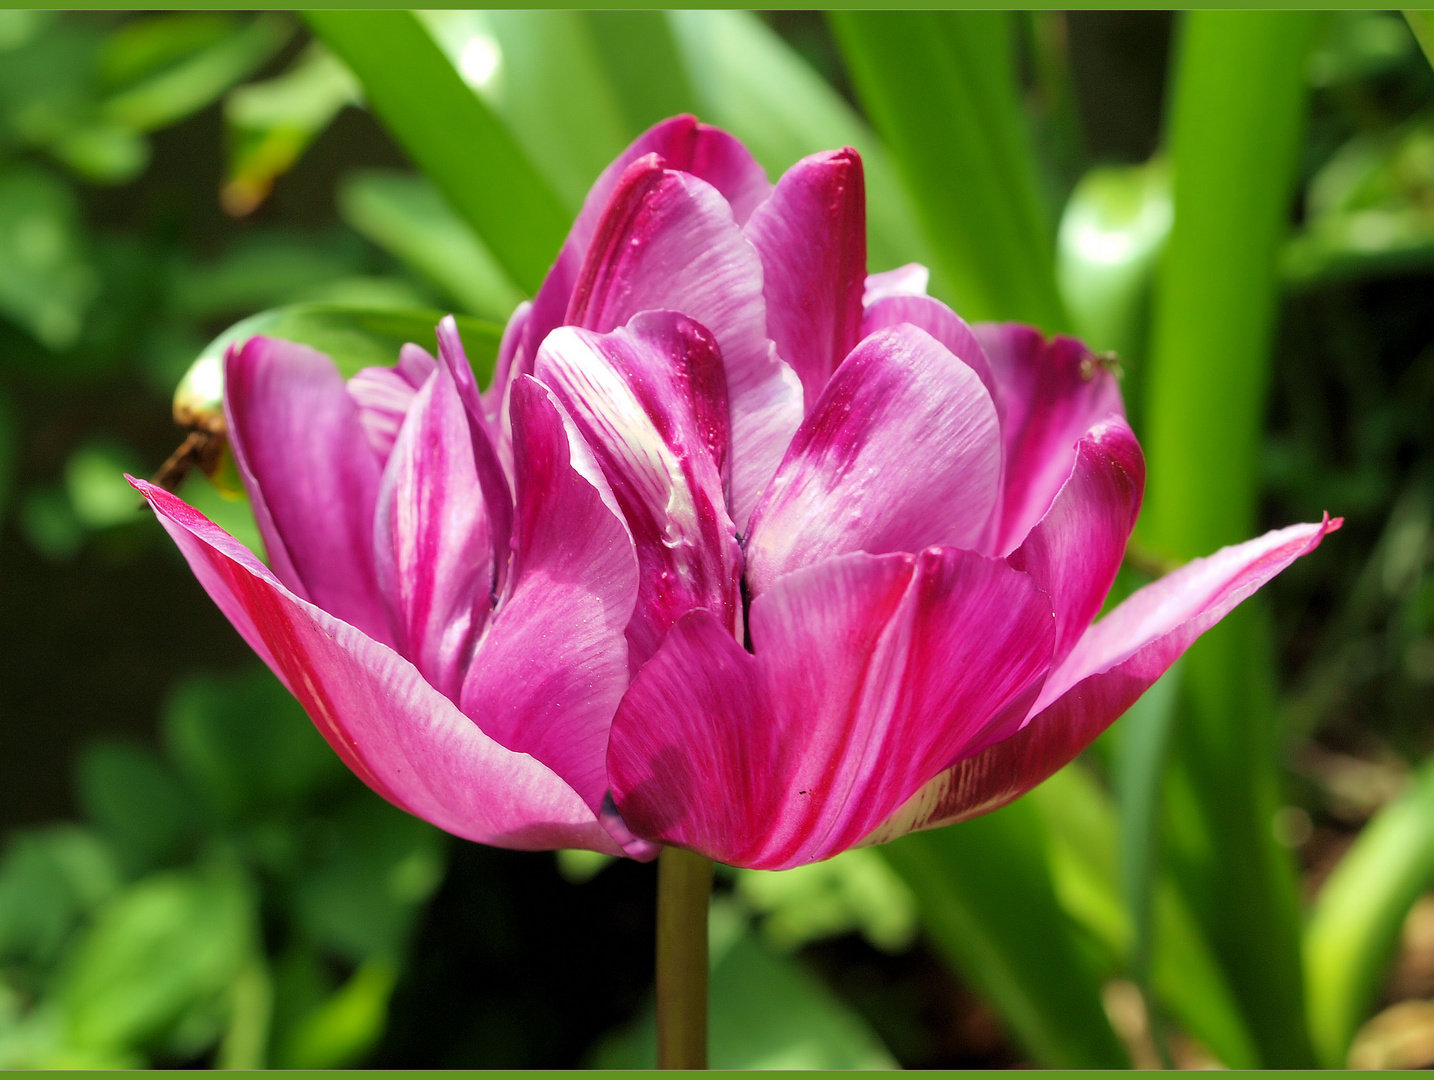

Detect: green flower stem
[656,845,713,1069]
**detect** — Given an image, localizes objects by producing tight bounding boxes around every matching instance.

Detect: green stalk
[656,846,712,1070]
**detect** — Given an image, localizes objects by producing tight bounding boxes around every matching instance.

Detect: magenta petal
[1008,417,1144,665]
[566,155,802,531]
[459,377,639,816]
[133,479,624,855]
[224,336,391,645]
[745,148,866,410]
[608,547,1054,869]
[522,116,771,380]
[534,313,743,668]
[975,322,1125,555]
[864,515,1342,844]
[347,343,438,463]
[863,263,929,305]
[435,316,514,600]
[861,295,1003,431]
[743,324,1001,597]
[373,364,494,701]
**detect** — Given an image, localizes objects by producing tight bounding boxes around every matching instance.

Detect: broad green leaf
[737,847,917,955]
[173,304,503,437]
[291,797,443,964]
[1031,762,1260,1069]
[305,11,569,295]
[1307,11,1416,88]
[167,232,374,319]
[0,165,98,350]
[162,666,345,825]
[277,957,396,1069]
[583,12,699,135]
[1408,11,1434,67]
[1305,756,1434,1067]
[63,440,146,530]
[51,868,254,1054]
[338,170,523,323]
[1056,159,1172,427]
[668,10,929,276]
[1139,13,1320,1066]
[222,43,361,216]
[880,801,1127,1068]
[830,12,1067,330]
[1283,117,1434,288]
[76,743,201,876]
[592,903,896,1069]
[100,14,291,134]
[0,826,119,970]
[215,958,272,1070]
[97,13,239,89]
[421,11,631,213]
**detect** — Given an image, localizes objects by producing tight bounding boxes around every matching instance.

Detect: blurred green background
[3,8,1434,1069]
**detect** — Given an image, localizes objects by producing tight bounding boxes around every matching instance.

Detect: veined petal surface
[745,148,866,410]
[224,336,391,645]
[133,479,624,856]
[565,154,802,532]
[744,325,1001,597]
[534,314,742,667]
[522,115,771,380]
[976,323,1125,555]
[347,343,438,463]
[1008,417,1144,665]
[608,547,1054,869]
[460,378,639,816]
[373,362,493,701]
[864,516,1341,844]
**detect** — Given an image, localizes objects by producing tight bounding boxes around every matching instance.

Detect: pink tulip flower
[134,116,1338,870]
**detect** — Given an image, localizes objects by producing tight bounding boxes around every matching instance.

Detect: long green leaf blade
[1306,758,1434,1067]
[1138,14,1321,1067]
[304,11,569,296]
[880,803,1127,1069]
[829,12,1067,330]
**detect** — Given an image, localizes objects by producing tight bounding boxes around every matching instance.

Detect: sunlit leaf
[583,12,698,135]
[881,802,1128,1068]
[63,440,145,530]
[830,11,1067,329]
[1305,756,1434,1067]
[222,43,361,217]
[421,10,631,213]
[1139,13,1321,1066]
[0,165,97,350]
[100,14,291,134]
[172,304,502,441]
[305,11,569,295]
[0,826,119,971]
[338,170,523,322]
[51,868,254,1054]
[277,957,396,1069]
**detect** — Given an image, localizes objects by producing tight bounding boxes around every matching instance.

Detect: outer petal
[534,314,742,668]
[864,515,1341,844]
[743,325,1001,597]
[975,322,1125,555]
[863,263,929,305]
[521,115,771,380]
[347,343,438,463]
[224,336,391,645]
[132,479,623,856]
[373,363,493,701]
[566,154,803,531]
[459,378,640,818]
[608,547,1054,870]
[744,148,866,410]
[1007,417,1144,665]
